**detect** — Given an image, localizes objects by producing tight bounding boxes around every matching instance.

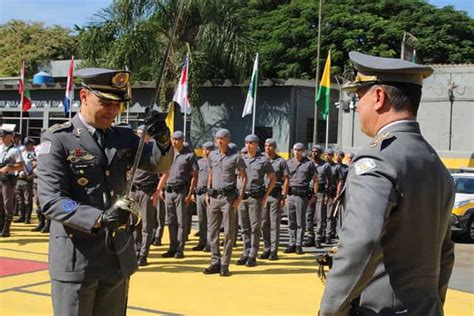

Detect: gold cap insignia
[111,72,129,89]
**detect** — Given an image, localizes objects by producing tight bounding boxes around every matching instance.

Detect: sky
[0,0,472,28]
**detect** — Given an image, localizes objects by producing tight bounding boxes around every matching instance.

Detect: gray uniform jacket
[320,121,455,316]
[37,115,172,282]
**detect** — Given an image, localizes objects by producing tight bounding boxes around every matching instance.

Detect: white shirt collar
[78,113,97,135]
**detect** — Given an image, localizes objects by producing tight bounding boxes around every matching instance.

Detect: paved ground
[449,241,474,293]
[0,216,473,315]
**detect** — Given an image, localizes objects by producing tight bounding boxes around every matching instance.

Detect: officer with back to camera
[37,68,173,316]
[319,52,455,316]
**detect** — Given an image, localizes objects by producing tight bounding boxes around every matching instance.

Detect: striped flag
[19,61,31,112]
[316,51,331,120]
[165,102,175,133]
[242,53,258,118]
[173,55,191,114]
[64,56,74,115]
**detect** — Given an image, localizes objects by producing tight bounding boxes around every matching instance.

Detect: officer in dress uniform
[236,134,276,267]
[305,144,332,248]
[285,143,318,254]
[36,68,173,316]
[14,137,36,224]
[203,129,247,277]
[131,125,160,266]
[157,131,198,259]
[319,52,455,315]
[192,141,215,251]
[0,125,24,237]
[260,138,288,261]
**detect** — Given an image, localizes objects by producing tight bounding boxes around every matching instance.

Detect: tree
[0,20,77,77]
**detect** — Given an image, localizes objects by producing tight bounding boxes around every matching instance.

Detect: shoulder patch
[369,132,393,148]
[48,122,72,133]
[61,199,78,213]
[36,141,52,156]
[354,158,376,175]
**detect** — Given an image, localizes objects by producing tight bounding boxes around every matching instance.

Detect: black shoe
[304,240,315,247]
[220,265,231,277]
[296,246,304,255]
[246,257,257,267]
[40,227,49,233]
[31,225,44,232]
[1,231,10,237]
[269,252,279,261]
[138,257,148,266]
[315,241,323,249]
[258,251,270,260]
[14,217,25,223]
[203,264,221,275]
[203,245,211,252]
[162,250,176,258]
[174,252,185,259]
[24,218,31,224]
[192,244,206,251]
[194,231,200,237]
[152,240,162,246]
[284,246,296,253]
[236,256,248,265]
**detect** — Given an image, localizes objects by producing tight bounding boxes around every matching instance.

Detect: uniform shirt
[266,154,288,187]
[166,146,198,185]
[197,157,209,188]
[0,142,22,175]
[242,153,274,191]
[208,147,246,190]
[314,157,331,189]
[287,157,316,187]
[327,160,340,190]
[20,150,36,176]
[337,163,349,184]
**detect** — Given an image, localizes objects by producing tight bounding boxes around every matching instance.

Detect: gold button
[110,190,115,197]
[105,170,111,176]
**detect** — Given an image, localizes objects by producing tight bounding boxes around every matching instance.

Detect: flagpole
[183,105,188,138]
[69,56,74,121]
[312,0,323,145]
[252,53,259,134]
[20,60,25,135]
[325,103,329,149]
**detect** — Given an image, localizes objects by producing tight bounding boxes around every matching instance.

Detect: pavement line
[0,280,51,294]
[0,247,48,256]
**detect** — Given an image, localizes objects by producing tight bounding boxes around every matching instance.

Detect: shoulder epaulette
[369,132,394,149]
[48,122,72,133]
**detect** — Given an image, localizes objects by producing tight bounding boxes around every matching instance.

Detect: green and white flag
[242,53,258,118]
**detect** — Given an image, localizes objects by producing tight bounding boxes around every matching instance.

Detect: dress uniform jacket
[320,121,455,316]
[37,114,172,282]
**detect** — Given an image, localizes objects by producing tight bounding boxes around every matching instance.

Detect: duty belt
[195,187,207,195]
[164,182,186,193]
[289,186,309,197]
[270,186,282,196]
[243,187,266,200]
[207,186,236,198]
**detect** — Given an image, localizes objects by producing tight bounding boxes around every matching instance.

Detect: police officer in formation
[152,173,166,246]
[204,129,247,276]
[132,125,160,266]
[236,134,276,267]
[32,128,51,233]
[260,138,288,261]
[13,138,36,224]
[285,143,318,254]
[334,150,349,202]
[305,144,332,248]
[323,148,340,243]
[192,141,215,251]
[0,126,24,237]
[36,68,173,315]
[320,52,454,315]
[157,131,198,259]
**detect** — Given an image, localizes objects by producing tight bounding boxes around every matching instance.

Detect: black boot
[41,219,50,233]
[2,215,13,237]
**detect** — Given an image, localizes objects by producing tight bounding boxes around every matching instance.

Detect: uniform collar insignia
[369,132,392,148]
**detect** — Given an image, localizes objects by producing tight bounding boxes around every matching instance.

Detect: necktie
[94,129,105,149]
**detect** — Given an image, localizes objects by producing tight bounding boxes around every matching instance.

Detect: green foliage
[0,20,77,77]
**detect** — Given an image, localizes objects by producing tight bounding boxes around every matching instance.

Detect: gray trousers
[313,192,327,241]
[165,188,188,252]
[239,197,262,257]
[261,195,282,252]
[325,193,336,239]
[0,180,16,216]
[15,179,33,219]
[287,195,308,247]
[196,193,208,246]
[51,277,129,316]
[132,189,155,258]
[209,195,237,266]
[153,199,166,243]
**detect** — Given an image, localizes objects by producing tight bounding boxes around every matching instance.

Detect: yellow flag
[165,102,175,133]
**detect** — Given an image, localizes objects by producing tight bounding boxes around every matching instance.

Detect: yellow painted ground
[0,220,472,316]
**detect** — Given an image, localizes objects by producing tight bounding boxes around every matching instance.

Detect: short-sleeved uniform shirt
[314,158,332,189]
[287,157,316,187]
[197,158,209,188]
[242,153,274,191]
[338,163,349,184]
[327,161,340,190]
[265,155,288,187]
[208,148,246,190]
[20,150,36,175]
[167,146,198,185]
[0,143,23,175]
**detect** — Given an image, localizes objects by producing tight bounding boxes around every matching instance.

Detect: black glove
[144,109,170,144]
[100,204,130,229]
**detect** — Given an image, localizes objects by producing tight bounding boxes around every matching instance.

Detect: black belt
[289,186,309,197]
[270,186,282,196]
[243,188,266,200]
[208,186,236,198]
[164,183,186,193]
[196,187,207,195]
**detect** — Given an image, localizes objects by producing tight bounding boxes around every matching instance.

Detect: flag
[173,55,191,114]
[19,61,31,112]
[165,102,175,133]
[242,53,258,118]
[316,51,331,120]
[64,56,74,115]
